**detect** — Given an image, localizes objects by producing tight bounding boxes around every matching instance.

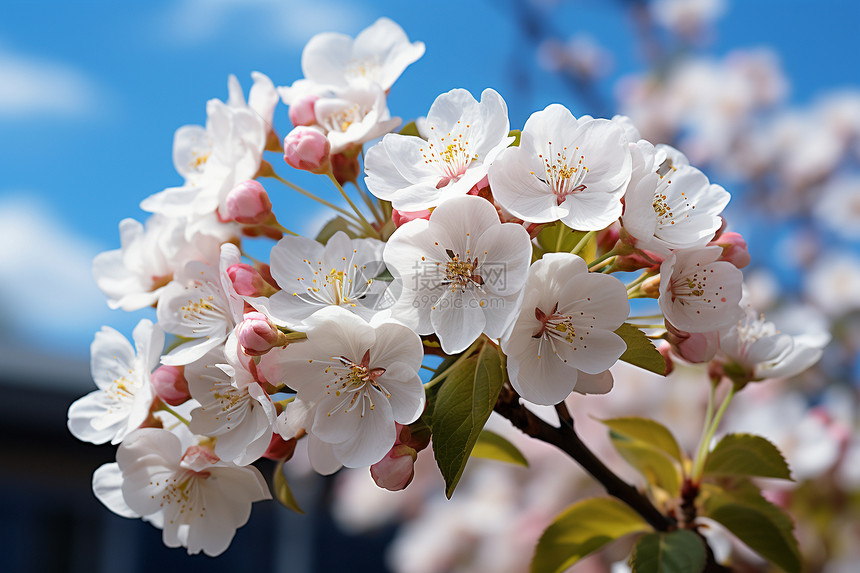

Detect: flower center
[533,143,588,205]
[531,302,585,362]
[324,350,389,417]
[442,249,483,291]
[532,302,577,343]
[420,120,479,186]
[320,102,364,134]
[345,56,381,83]
[294,255,373,309]
[180,285,229,333]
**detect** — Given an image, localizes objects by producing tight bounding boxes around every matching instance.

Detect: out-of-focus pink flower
[150,365,190,406]
[225,180,273,224]
[284,126,331,173]
[710,231,750,269]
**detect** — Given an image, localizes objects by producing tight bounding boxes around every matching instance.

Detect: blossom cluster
[69,16,827,558]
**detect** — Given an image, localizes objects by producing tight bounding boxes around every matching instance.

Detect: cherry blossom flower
[313,80,401,154]
[157,244,245,365]
[804,252,860,316]
[67,319,164,445]
[717,306,830,383]
[500,253,628,405]
[92,214,232,311]
[248,231,387,329]
[658,246,743,333]
[621,141,730,255]
[488,104,632,230]
[92,428,270,556]
[140,73,278,222]
[383,195,532,354]
[365,88,513,211]
[261,307,424,472]
[185,338,277,466]
[279,17,424,105]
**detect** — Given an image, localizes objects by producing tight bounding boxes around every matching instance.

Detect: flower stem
[328,173,379,237]
[691,380,736,482]
[350,180,384,224]
[424,338,484,389]
[266,171,362,223]
[570,231,596,256]
[158,403,190,426]
[589,250,618,271]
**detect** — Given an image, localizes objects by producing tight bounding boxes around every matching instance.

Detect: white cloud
[160,0,365,48]
[0,47,106,120]
[0,194,118,345]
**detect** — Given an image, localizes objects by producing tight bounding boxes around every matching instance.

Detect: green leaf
[704,433,792,480]
[615,323,667,375]
[531,497,650,573]
[701,483,801,573]
[273,461,304,514]
[536,222,589,254]
[430,342,505,498]
[509,129,522,147]
[400,121,422,138]
[600,417,683,462]
[630,530,706,573]
[471,429,528,467]
[610,433,681,497]
[315,216,359,244]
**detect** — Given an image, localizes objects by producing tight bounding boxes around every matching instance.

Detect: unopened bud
[330,152,360,185]
[711,232,750,269]
[263,433,298,461]
[225,180,273,225]
[657,342,675,376]
[370,444,417,491]
[284,126,331,173]
[289,95,319,127]
[227,263,276,297]
[150,365,190,406]
[392,208,432,228]
[237,312,289,356]
[665,322,719,364]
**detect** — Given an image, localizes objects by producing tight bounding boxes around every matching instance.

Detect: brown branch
[494,385,674,532]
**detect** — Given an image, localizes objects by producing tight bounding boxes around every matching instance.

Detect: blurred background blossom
[1,0,859,571]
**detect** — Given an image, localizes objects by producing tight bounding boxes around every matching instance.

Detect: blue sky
[1,0,858,360]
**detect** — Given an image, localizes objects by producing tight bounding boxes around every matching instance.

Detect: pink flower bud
[237,312,287,356]
[657,342,675,376]
[710,232,750,269]
[331,152,360,185]
[263,433,298,461]
[225,180,273,224]
[666,322,720,364]
[150,365,190,406]
[227,263,275,297]
[289,95,319,127]
[370,444,418,491]
[392,208,432,228]
[284,126,331,173]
